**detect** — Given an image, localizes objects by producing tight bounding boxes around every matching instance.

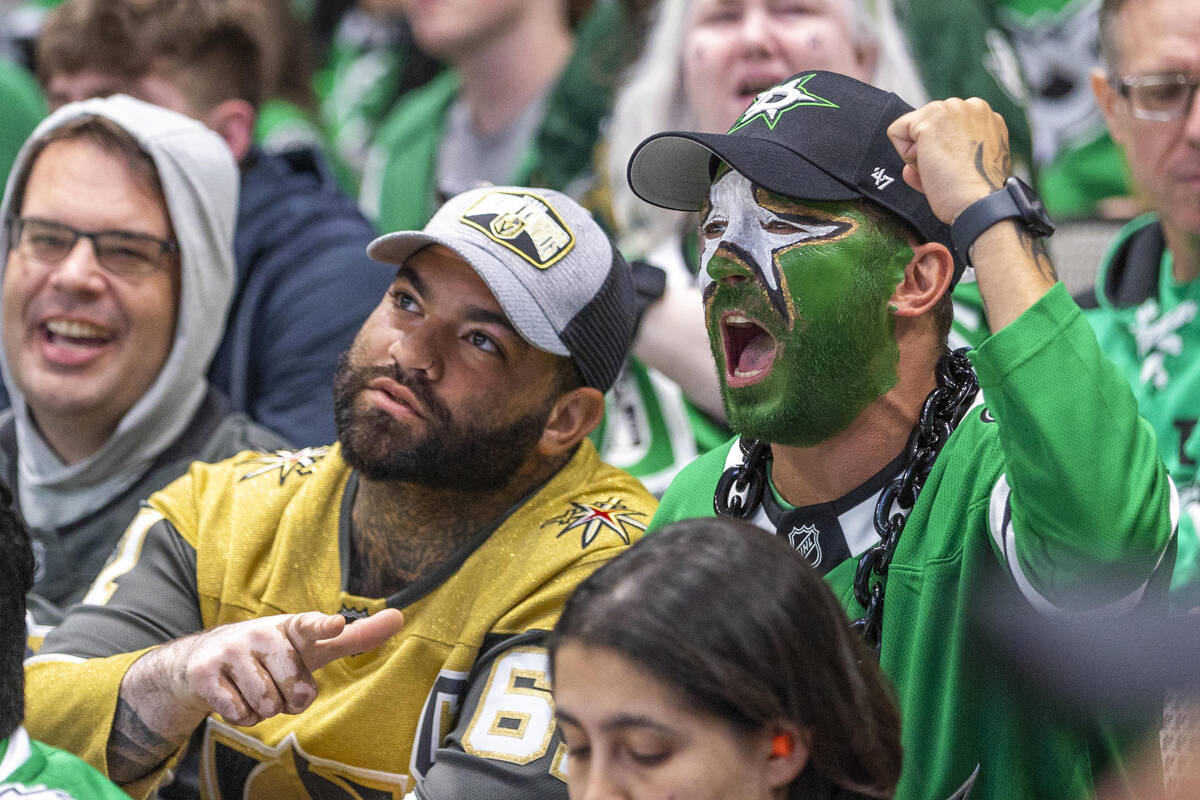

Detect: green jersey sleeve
[972,283,1178,611]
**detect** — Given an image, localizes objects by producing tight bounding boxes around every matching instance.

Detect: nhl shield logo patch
[460,190,575,269]
[787,523,823,567]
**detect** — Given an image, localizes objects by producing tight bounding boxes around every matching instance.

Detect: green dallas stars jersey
[651,285,1177,800]
[0,727,130,799]
[1081,214,1200,610]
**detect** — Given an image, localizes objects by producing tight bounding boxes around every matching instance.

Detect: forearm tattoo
[1020,227,1058,284]
[107,695,178,783]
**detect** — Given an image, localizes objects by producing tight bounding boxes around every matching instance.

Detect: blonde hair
[604,0,927,257]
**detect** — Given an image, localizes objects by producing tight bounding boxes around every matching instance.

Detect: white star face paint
[699,170,853,321]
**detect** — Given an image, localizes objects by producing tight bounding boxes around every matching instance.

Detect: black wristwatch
[950,176,1055,265]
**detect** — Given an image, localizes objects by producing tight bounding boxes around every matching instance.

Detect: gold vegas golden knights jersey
[24,442,656,799]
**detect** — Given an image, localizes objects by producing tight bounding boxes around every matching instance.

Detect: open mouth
[735,76,783,109]
[41,318,112,349]
[721,312,778,387]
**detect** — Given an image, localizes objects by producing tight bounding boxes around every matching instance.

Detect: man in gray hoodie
[0,95,287,628]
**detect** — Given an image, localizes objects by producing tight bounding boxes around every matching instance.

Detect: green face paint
[700,171,913,446]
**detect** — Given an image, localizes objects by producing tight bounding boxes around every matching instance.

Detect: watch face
[1007,176,1055,238]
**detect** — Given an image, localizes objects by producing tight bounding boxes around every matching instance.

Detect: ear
[761,723,811,792]
[889,241,954,318]
[536,387,606,457]
[202,99,257,163]
[1090,67,1126,147]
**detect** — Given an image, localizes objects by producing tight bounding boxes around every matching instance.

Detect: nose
[737,5,772,53]
[1185,85,1200,147]
[575,764,627,800]
[387,324,442,382]
[706,246,751,286]
[47,237,106,295]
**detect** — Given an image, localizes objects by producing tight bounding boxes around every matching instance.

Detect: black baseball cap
[627,71,965,285]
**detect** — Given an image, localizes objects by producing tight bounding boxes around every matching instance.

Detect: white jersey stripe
[989,472,1179,616]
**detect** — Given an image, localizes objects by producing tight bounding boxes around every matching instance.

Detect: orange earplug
[771,733,794,757]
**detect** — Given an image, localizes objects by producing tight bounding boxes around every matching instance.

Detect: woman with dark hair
[549,517,902,800]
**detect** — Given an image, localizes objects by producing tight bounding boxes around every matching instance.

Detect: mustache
[345,361,452,425]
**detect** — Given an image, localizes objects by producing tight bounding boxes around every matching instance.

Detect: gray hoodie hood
[0,94,238,529]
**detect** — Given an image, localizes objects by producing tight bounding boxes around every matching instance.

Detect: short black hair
[0,481,34,739]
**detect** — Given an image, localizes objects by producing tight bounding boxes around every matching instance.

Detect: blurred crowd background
[0,0,1137,294]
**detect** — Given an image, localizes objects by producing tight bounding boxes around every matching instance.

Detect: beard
[332,352,553,491]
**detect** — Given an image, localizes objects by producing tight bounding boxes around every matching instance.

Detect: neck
[454,13,573,135]
[29,407,114,466]
[1165,223,1200,284]
[348,453,566,598]
[769,339,941,508]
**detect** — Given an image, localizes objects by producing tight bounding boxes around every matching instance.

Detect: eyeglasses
[1115,72,1200,122]
[6,217,178,277]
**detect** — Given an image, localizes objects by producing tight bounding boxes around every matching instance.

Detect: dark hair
[1098,0,1128,73]
[7,116,167,226]
[37,0,264,110]
[0,480,34,739]
[550,518,903,800]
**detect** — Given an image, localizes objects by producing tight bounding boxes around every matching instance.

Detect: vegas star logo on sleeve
[542,497,647,548]
[238,447,329,484]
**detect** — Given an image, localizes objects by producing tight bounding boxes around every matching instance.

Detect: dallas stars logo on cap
[460,189,575,269]
[729,73,839,133]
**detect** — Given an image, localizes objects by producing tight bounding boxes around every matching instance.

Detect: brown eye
[701,219,728,239]
[763,219,800,234]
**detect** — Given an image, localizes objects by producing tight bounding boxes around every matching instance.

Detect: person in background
[35,0,390,446]
[0,480,128,798]
[550,516,902,800]
[1,96,287,627]
[631,69,1175,797]
[594,0,927,495]
[359,0,628,232]
[314,0,443,193]
[1079,0,1200,610]
[24,186,656,800]
[0,57,45,188]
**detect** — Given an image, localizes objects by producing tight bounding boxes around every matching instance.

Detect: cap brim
[366,231,570,357]
[628,131,861,211]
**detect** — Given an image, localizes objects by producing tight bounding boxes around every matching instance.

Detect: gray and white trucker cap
[367,186,636,392]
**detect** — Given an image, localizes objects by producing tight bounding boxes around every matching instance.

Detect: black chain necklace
[714,348,979,654]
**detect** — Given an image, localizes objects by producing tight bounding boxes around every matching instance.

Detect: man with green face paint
[629,70,1178,799]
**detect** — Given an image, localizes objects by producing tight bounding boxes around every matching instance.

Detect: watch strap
[951,184,1024,265]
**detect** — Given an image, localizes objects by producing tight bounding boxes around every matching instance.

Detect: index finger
[300,608,405,671]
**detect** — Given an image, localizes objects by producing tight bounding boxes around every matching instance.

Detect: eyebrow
[394,264,429,297]
[556,709,675,735]
[395,263,524,340]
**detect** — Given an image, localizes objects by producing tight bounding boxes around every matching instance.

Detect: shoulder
[200,413,293,460]
[651,437,739,530]
[522,441,658,556]
[146,444,348,546]
[1,729,127,799]
[375,71,461,142]
[237,148,376,255]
